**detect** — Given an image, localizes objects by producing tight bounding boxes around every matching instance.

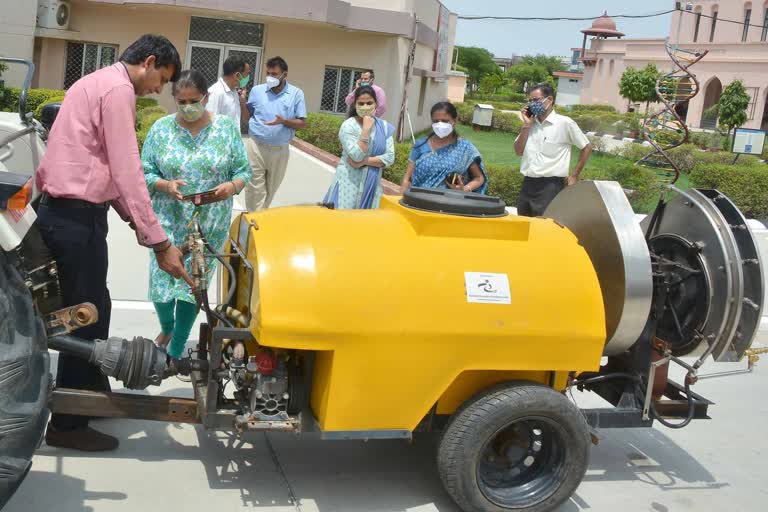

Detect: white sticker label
[465,272,511,304]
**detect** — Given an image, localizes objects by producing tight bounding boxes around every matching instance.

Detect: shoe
[45,425,119,452]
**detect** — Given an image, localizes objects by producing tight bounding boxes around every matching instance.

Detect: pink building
[579,1,768,130]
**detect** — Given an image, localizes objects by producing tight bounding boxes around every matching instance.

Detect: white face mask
[265,75,282,89]
[432,121,454,138]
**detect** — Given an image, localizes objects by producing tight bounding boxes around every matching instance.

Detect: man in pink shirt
[344,69,387,117]
[36,34,191,452]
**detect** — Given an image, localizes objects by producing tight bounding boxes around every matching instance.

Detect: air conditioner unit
[37,0,71,31]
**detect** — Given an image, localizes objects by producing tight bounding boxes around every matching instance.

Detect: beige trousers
[244,138,291,211]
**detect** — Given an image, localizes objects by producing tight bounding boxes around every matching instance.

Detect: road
[6,150,768,512]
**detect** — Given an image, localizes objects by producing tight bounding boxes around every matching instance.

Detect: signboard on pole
[732,128,766,156]
[432,2,451,82]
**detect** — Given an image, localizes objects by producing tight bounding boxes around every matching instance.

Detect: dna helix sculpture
[638,43,709,185]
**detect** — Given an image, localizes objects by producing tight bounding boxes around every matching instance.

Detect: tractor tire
[0,252,51,510]
[438,382,590,512]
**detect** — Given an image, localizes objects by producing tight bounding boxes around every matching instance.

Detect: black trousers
[516,176,566,217]
[37,204,112,431]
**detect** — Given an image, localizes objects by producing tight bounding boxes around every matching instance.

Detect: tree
[455,46,499,90]
[478,73,507,95]
[505,64,551,93]
[618,64,661,116]
[520,55,566,76]
[717,80,750,135]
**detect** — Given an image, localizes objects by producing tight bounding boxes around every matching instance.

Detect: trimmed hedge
[486,164,523,206]
[455,102,474,124]
[690,163,768,219]
[581,161,659,212]
[468,92,527,103]
[613,142,763,174]
[295,112,344,156]
[136,106,169,151]
[33,95,65,120]
[491,110,523,134]
[0,87,66,116]
[569,104,617,113]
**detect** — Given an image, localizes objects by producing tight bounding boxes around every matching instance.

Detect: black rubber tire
[0,252,51,510]
[437,382,590,512]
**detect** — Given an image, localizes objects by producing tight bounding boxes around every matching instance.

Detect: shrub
[136,107,169,151]
[569,114,601,133]
[295,113,344,156]
[468,92,527,103]
[383,142,412,185]
[690,163,768,218]
[688,130,732,150]
[587,135,608,154]
[692,149,760,169]
[485,164,523,206]
[611,141,654,162]
[582,161,659,212]
[33,95,65,120]
[136,97,159,110]
[455,102,474,124]
[1,87,67,116]
[569,104,617,113]
[491,110,522,134]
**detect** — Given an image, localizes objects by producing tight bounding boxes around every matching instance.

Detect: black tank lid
[400,187,507,218]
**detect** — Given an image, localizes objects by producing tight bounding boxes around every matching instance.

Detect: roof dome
[581,11,625,37]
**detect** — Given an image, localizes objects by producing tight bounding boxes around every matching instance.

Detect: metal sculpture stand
[638,43,708,184]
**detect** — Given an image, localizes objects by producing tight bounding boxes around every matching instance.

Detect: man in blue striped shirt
[245,56,307,210]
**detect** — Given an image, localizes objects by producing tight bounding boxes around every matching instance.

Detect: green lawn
[456,124,691,191]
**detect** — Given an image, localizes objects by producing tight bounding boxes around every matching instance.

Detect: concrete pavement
[6,328,767,512]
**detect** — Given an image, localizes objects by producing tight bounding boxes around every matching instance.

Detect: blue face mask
[528,98,548,117]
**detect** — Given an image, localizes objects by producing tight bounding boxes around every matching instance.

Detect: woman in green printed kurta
[142,70,251,358]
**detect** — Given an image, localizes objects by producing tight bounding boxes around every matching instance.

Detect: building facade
[1,0,458,134]
[578,0,768,130]
[554,48,585,107]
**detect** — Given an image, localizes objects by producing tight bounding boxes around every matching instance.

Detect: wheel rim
[476,416,569,509]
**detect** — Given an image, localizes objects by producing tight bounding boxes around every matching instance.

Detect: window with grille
[742,8,752,42]
[64,42,117,89]
[693,11,702,42]
[320,66,364,114]
[762,8,768,41]
[187,17,264,89]
[745,86,759,120]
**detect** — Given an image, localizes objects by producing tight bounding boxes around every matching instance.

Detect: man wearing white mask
[245,56,307,210]
[206,55,251,129]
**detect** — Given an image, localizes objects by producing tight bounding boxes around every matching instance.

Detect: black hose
[649,376,696,429]
[48,335,95,360]
[572,372,640,387]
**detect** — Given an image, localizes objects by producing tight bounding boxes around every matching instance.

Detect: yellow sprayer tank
[230,194,606,433]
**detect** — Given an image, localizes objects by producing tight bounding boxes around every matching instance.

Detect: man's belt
[40,193,109,209]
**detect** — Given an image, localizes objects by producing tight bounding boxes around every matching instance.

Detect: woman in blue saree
[400,102,487,194]
[323,86,395,209]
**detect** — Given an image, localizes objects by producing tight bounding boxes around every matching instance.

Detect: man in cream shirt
[514,83,592,217]
[206,55,251,129]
